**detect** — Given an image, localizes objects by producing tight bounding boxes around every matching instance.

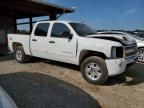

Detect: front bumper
[105,55,137,76]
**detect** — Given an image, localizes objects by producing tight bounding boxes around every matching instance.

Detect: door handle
[32,39,37,41]
[49,41,55,44]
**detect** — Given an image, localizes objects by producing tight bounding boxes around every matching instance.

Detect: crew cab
[8,21,137,85]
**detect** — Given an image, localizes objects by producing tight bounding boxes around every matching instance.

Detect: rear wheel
[15,46,30,63]
[137,48,144,63]
[80,56,108,85]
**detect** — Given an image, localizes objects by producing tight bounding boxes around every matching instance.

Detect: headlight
[111,46,123,58]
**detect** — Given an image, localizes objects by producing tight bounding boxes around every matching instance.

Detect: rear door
[30,23,50,58]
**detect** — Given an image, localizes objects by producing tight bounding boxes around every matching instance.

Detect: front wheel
[80,56,108,85]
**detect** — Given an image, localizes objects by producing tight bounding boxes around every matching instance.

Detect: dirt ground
[0,54,144,108]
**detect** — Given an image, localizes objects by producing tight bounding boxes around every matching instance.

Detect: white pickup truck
[8,20,137,85]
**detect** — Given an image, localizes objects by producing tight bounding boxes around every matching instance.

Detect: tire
[80,56,108,85]
[137,48,144,63]
[15,46,30,63]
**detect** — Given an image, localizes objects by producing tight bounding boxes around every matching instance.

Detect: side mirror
[62,31,73,39]
[68,34,73,40]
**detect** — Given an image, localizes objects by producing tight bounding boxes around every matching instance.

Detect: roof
[30,0,74,12]
[0,0,74,18]
[35,20,80,24]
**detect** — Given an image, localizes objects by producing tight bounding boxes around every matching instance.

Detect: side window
[51,23,70,38]
[34,23,50,37]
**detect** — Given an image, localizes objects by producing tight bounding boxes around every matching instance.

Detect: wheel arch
[12,42,23,52]
[79,50,107,65]
[138,47,144,49]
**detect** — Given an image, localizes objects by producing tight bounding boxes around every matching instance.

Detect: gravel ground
[0,54,144,108]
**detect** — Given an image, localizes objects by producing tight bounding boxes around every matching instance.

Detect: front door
[47,23,76,63]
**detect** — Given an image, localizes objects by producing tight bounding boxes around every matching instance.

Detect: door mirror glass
[34,23,50,37]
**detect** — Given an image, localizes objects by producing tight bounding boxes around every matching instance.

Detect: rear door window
[34,23,50,37]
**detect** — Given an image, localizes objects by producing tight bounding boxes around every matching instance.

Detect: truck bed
[8,34,31,55]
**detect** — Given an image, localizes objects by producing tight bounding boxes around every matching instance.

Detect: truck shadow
[27,58,80,71]
[104,63,144,86]
[0,72,101,108]
[42,60,144,86]
[43,60,80,71]
[0,45,14,62]
[1,54,143,86]
[0,54,14,62]
[124,63,144,85]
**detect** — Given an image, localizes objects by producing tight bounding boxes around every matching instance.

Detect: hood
[87,34,136,45]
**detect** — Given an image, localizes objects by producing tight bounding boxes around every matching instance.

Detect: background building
[0,0,74,45]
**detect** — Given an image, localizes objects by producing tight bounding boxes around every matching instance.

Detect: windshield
[70,23,96,37]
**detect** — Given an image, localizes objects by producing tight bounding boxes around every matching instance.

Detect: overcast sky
[48,0,144,30]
